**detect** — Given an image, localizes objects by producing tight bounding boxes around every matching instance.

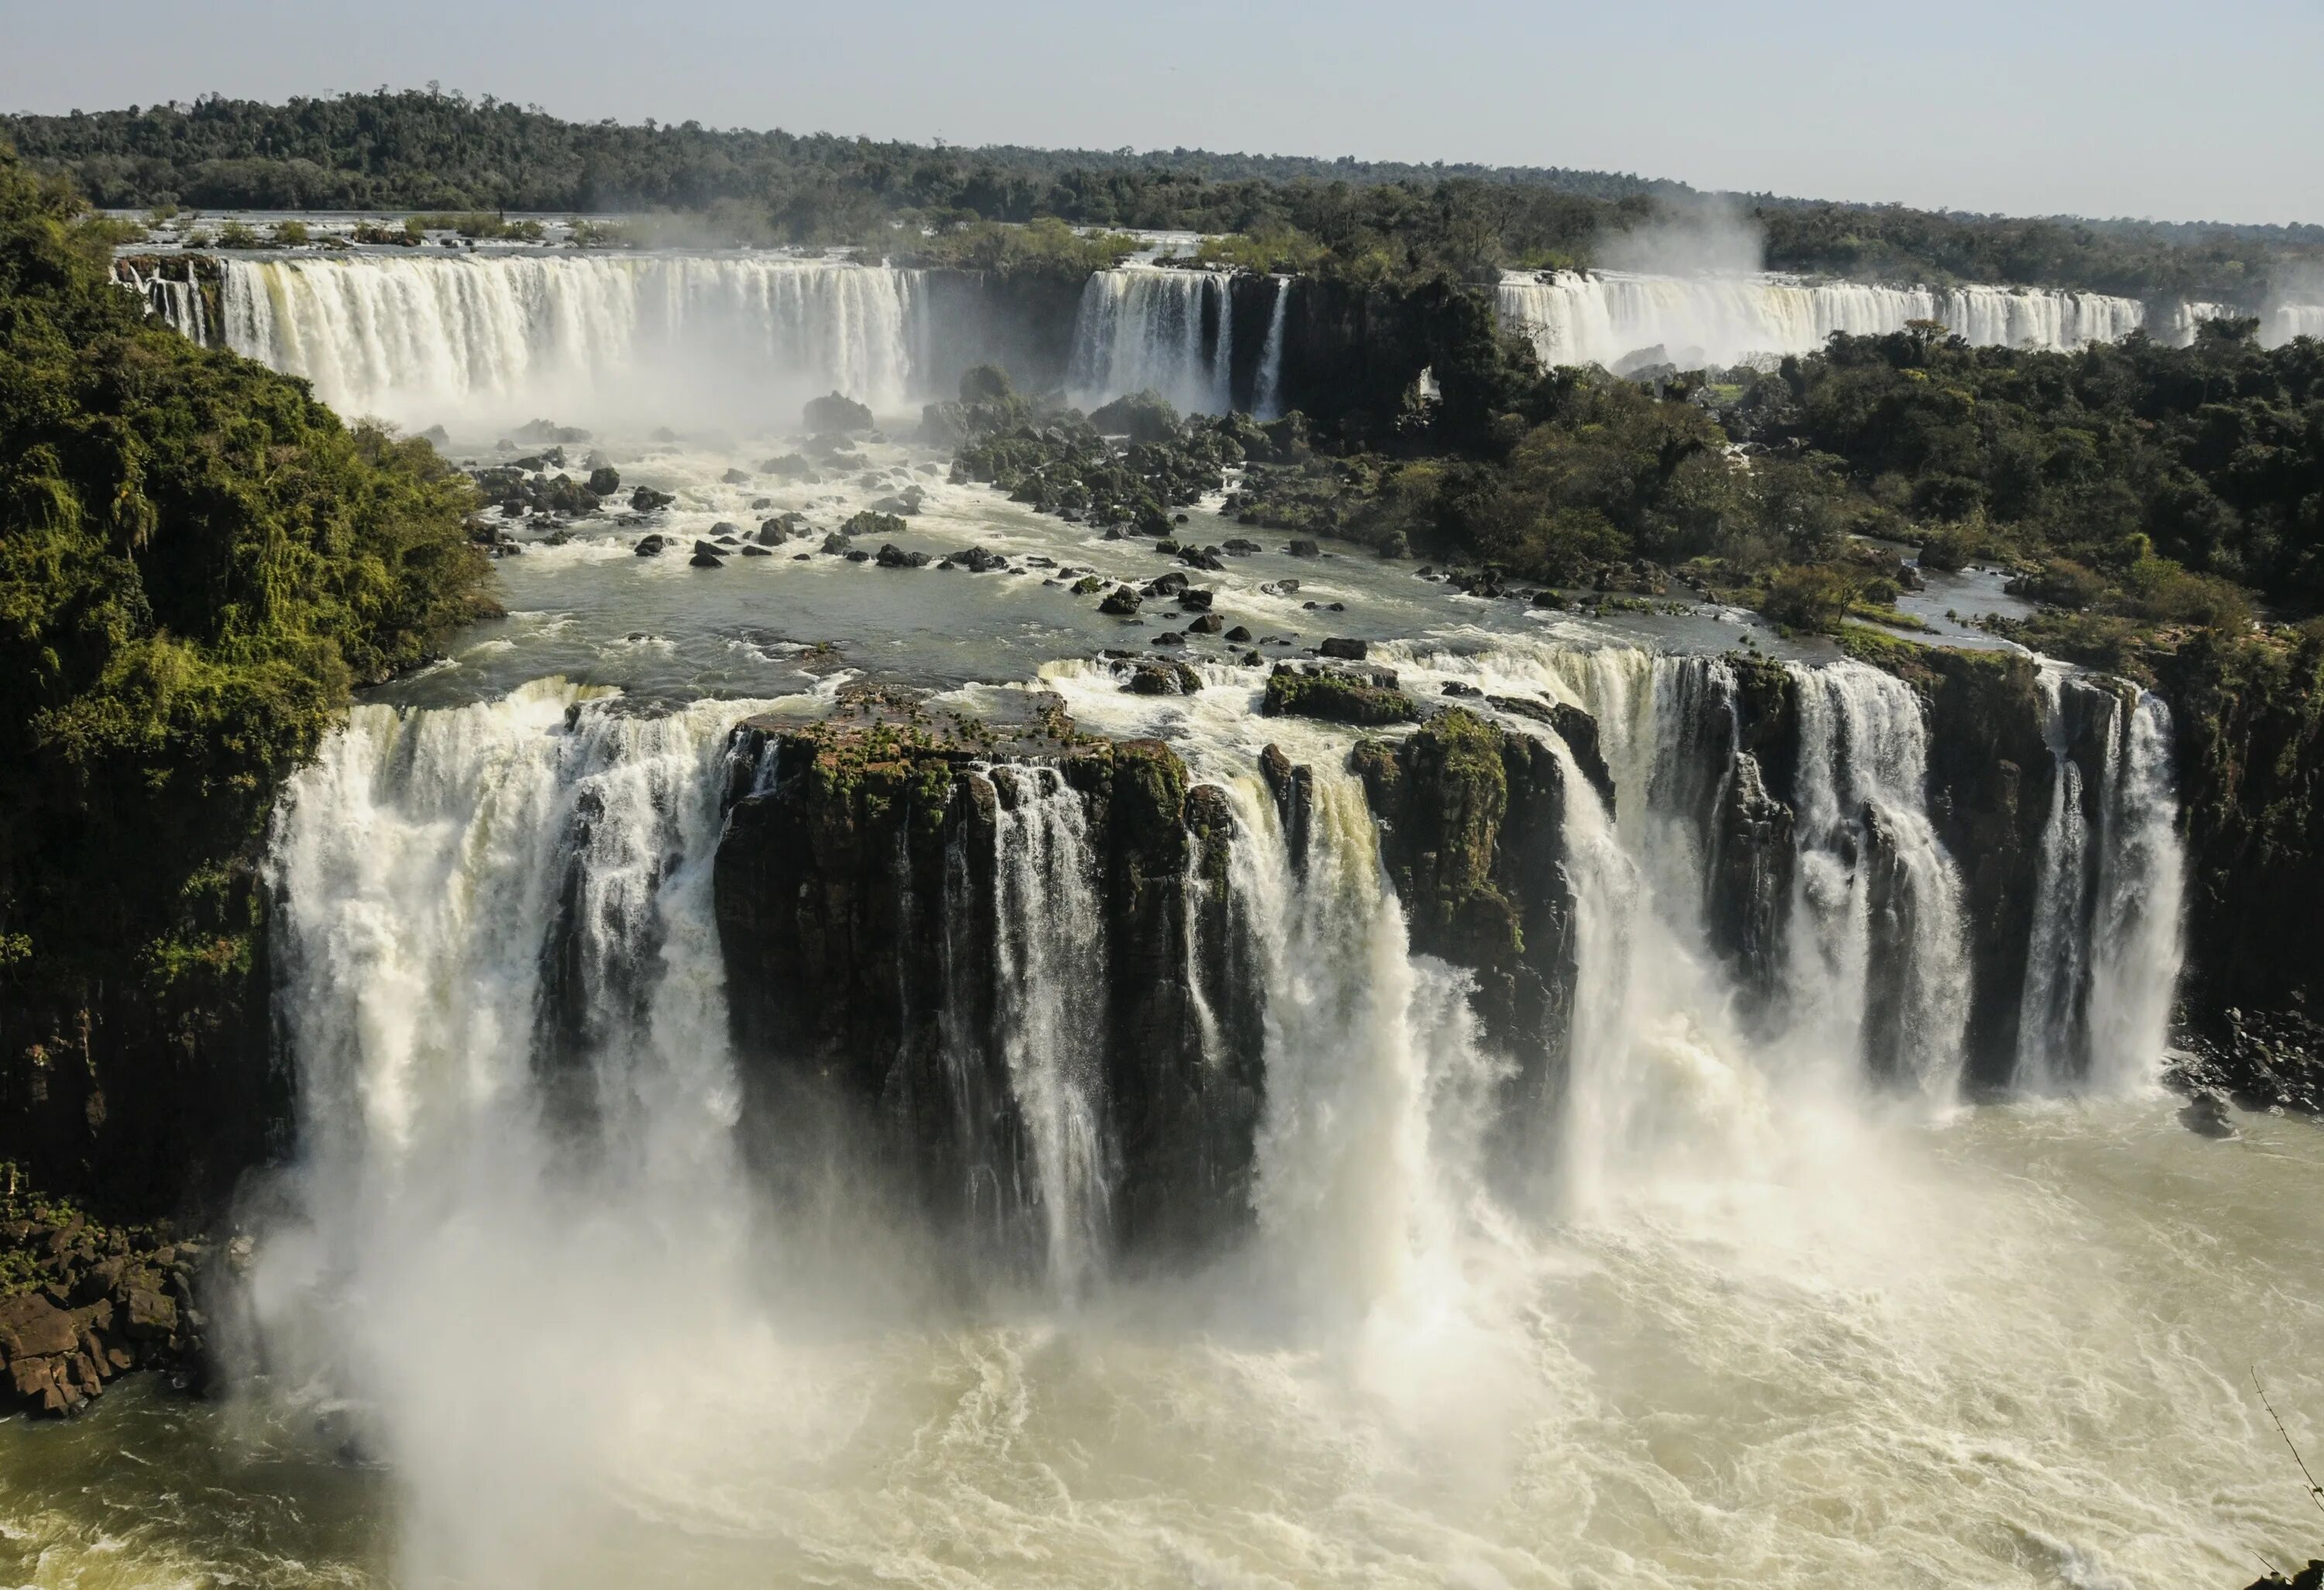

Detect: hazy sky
[6,0,2321,225]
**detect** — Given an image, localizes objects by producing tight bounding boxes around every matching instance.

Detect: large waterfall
[191,623,2281,1589]
[1496,269,2150,369]
[1068,265,1239,415]
[200,253,963,429]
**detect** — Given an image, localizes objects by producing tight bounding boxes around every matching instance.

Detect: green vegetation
[0,146,496,1192]
[10,91,2321,299]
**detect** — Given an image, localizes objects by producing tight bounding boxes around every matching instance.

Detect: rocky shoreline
[0,1190,209,1417]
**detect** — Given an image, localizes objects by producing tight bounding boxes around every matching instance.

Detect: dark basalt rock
[712,690,1263,1263]
[2167,1007,2324,1115]
[1261,663,1418,726]
[1919,649,2058,1088]
[1353,707,1599,1168]
[630,487,674,512]
[0,1217,208,1417]
[1319,637,1368,662]
[1126,662,1203,696]
[634,534,668,556]
[876,544,930,570]
[1099,586,1143,616]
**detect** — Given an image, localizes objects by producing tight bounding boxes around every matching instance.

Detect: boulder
[634,535,668,556]
[630,487,674,512]
[1287,539,1321,559]
[804,392,875,433]
[1319,637,1368,662]
[876,544,930,569]
[1099,586,1143,616]
[587,466,621,495]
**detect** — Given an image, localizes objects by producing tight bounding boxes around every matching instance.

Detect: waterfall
[978,766,1115,1299]
[2265,303,2324,347]
[2083,693,2188,1091]
[1496,270,2150,370]
[1780,662,1970,1089]
[1251,277,1291,420]
[115,260,209,344]
[2010,680,2188,1093]
[1068,266,1236,415]
[1232,770,1467,1314]
[256,680,771,1581]
[2016,669,2099,1086]
[209,253,957,429]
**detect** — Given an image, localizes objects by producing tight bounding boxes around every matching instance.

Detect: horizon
[8,0,2322,229]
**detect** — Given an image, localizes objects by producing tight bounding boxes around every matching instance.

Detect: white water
[979,766,1116,1299]
[1252,276,1291,419]
[71,631,2282,1590]
[2266,302,2324,346]
[117,261,209,345]
[1069,264,1237,415]
[251,679,778,1584]
[2015,676,2188,1093]
[2085,692,2189,1091]
[1497,269,2150,369]
[209,253,957,429]
[2017,668,2099,1086]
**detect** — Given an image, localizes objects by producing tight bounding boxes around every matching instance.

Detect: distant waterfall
[1497,270,2150,369]
[208,253,958,429]
[1252,277,1291,419]
[1069,266,1236,415]
[2266,303,2324,346]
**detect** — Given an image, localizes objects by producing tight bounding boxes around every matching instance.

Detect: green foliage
[269,219,308,245]
[907,218,1140,279]
[1737,325,2324,611]
[12,91,2323,298]
[1762,564,1865,632]
[0,145,495,1020]
[1196,229,1328,275]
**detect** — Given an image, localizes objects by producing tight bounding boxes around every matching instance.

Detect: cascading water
[115,260,210,345]
[2013,675,2188,1093]
[208,253,961,428]
[252,680,779,1584]
[2083,691,2188,1091]
[1496,269,2150,369]
[1250,277,1291,420]
[978,765,1115,1299]
[1068,265,1236,415]
[2265,302,2324,346]
[1783,660,1971,1089]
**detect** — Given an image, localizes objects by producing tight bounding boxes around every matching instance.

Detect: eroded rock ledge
[712,684,1262,1262]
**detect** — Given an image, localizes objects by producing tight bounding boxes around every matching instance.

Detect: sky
[5,0,2321,226]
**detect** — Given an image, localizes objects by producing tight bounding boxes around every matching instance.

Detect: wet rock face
[1920,650,2056,1088]
[1353,707,1590,1136]
[711,689,1262,1263]
[0,1214,208,1417]
[2160,634,2324,1068]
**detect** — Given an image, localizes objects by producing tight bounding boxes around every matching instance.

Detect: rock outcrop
[1353,707,1593,1150]
[712,686,1262,1264]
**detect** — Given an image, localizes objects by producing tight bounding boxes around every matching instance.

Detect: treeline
[8,91,2322,301]
[0,149,495,1202]
[1240,310,2322,653]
